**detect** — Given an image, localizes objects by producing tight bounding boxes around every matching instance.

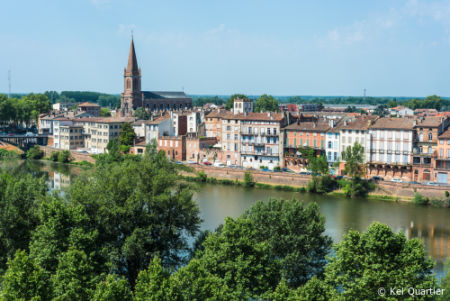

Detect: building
[233,98,253,114]
[205,110,229,143]
[221,113,243,166]
[132,115,173,144]
[299,104,320,112]
[59,125,85,150]
[390,106,414,117]
[119,38,192,116]
[339,115,378,164]
[239,112,286,170]
[73,117,136,153]
[412,117,450,182]
[158,136,186,161]
[52,102,73,112]
[171,112,187,137]
[186,136,218,163]
[435,128,450,184]
[325,118,344,171]
[367,118,415,181]
[415,109,438,117]
[77,102,101,117]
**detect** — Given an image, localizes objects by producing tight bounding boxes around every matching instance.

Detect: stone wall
[39,146,96,163]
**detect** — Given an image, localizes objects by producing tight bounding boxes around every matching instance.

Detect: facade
[435,128,450,184]
[52,102,73,112]
[171,112,187,137]
[158,136,186,161]
[367,118,414,181]
[390,106,414,117]
[119,38,191,116]
[233,98,253,114]
[221,114,242,166]
[52,118,73,149]
[59,125,84,150]
[77,102,101,117]
[186,137,217,163]
[325,119,343,171]
[339,116,377,164]
[239,112,285,170]
[205,110,229,143]
[412,117,450,182]
[133,115,173,144]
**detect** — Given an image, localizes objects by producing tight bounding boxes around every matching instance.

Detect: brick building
[435,128,450,184]
[158,136,186,161]
[205,110,229,142]
[77,102,100,117]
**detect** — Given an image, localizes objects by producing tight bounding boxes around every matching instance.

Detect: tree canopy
[254,94,278,112]
[119,122,137,146]
[225,93,249,110]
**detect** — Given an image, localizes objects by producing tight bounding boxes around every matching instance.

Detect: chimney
[329,119,335,128]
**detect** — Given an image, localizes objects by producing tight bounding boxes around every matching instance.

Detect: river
[3,160,450,277]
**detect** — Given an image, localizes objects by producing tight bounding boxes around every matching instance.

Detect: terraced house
[435,127,450,184]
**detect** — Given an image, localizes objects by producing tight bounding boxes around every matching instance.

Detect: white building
[325,119,342,170]
[339,116,378,163]
[233,98,253,114]
[133,115,173,144]
[390,106,414,117]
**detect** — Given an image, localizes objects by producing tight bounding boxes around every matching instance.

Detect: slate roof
[143,91,190,99]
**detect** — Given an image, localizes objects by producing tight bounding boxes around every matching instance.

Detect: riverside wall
[184,165,450,201]
[39,146,96,163]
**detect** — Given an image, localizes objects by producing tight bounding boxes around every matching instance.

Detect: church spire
[126,37,139,74]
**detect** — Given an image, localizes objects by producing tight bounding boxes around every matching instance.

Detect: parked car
[25,132,34,136]
[281,167,293,173]
[372,176,384,181]
[175,161,183,165]
[299,171,312,175]
[391,178,403,183]
[187,160,197,164]
[7,133,14,136]
[427,181,439,186]
[229,164,242,169]
[79,150,89,154]
[213,162,225,168]
[261,168,270,172]
[203,161,212,166]
[408,181,419,185]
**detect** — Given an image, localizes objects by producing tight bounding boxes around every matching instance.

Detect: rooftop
[78,102,100,107]
[143,91,190,99]
[370,117,415,130]
[223,112,284,122]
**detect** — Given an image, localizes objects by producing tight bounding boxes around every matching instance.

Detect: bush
[343,177,373,198]
[50,152,59,162]
[0,149,19,159]
[274,166,280,171]
[120,145,131,153]
[26,146,44,160]
[414,193,429,206]
[198,171,207,182]
[445,191,449,198]
[244,171,255,188]
[57,150,71,163]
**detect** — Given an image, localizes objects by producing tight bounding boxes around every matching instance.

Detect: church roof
[143,91,190,99]
[126,38,139,74]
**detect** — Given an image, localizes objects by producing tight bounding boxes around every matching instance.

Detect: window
[327,152,331,161]
[419,133,423,142]
[448,149,450,158]
[428,146,432,154]
[328,141,332,148]
[334,152,337,160]
[440,149,443,158]
[440,140,444,145]
[428,133,433,141]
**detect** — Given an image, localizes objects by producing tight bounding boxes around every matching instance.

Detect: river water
[3,160,449,277]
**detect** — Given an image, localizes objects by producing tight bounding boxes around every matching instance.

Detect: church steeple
[126,37,139,74]
[120,37,142,116]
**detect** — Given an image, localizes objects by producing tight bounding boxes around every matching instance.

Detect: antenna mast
[8,69,11,98]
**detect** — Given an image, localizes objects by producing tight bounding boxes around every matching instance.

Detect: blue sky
[2,0,450,97]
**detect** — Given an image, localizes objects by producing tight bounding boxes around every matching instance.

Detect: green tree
[134,257,171,301]
[92,274,134,301]
[0,250,51,301]
[57,150,71,163]
[243,171,255,187]
[254,94,278,112]
[0,171,46,272]
[100,107,111,117]
[341,142,365,179]
[51,248,98,301]
[119,122,137,146]
[198,217,280,298]
[242,199,332,287]
[133,107,150,120]
[68,151,201,285]
[225,94,249,110]
[26,145,44,160]
[373,104,389,117]
[438,258,450,301]
[324,222,436,300]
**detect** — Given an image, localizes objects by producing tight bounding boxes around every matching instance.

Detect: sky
[1,0,450,97]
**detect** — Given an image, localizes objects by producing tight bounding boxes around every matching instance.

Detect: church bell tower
[120,37,143,116]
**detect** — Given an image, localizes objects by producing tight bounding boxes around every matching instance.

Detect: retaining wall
[39,146,96,163]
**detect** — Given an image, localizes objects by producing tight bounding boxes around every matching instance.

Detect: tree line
[0,146,448,300]
[0,94,51,128]
[44,91,121,108]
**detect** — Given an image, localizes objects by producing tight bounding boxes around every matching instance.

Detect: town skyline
[2,0,450,96]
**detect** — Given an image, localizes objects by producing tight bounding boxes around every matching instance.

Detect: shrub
[57,150,71,163]
[198,171,207,182]
[26,145,44,160]
[244,171,255,188]
[274,166,281,171]
[414,193,429,206]
[0,149,19,159]
[445,191,449,198]
[120,145,131,153]
[50,152,59,161]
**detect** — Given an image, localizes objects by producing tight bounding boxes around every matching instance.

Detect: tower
[120,37,143,116]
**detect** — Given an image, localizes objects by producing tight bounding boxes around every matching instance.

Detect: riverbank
[182,164,450,206]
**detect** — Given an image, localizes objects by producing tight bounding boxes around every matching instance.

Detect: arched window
[419,133,423,142]
[126,79,131,89]
[428,133,432,141]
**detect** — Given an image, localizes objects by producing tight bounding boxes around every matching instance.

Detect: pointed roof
[126,38,139,73]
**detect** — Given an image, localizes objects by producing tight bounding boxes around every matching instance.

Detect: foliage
[198,171,207,182]
[92,274,134,301]
[0,171,46,272]
[133,107,151,120]
[225,93,249,110]
[0,93,51,126]
[26,145,44,160]
[373,104,389,117]
[406,95,448,111]
[242,199,332,288]
[57,150,71,163]
[0,250,51,301]
[324,222,436,300]
[119,122,136,146]
[68,150,201,285]
[193,95,224,107]
[100,107,111,117]
[49,151,59,161]
[437,258,450,301]
[243,171,255,187]
[414,193,429,205]
[254,94,278,112]
[342,176,374,198]
[0,149,20,159]
[134,257,171,301]
[341,142,365,179]
[307,175,337,194]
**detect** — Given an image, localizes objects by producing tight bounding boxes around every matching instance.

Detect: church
[119,38,192,117]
